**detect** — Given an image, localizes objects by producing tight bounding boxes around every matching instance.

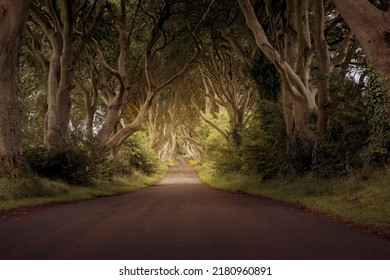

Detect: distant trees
[89,0,204,152]
[192,46,257,145]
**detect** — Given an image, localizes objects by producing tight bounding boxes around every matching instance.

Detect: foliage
[198,101,285,179]
[4,0,390,192]
[24,143,96,185]
[18,42,46,148]
[280,133,312,176]
[250,51,281,101]
[312,81,370,177]
[199,121,241,174]
[101,132,160,177]
[360,68,390,170]
[240,101,285,178]
[312,69,390,178]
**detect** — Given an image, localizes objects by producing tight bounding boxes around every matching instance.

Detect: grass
[0,166,167,211]
[195,162,390,234]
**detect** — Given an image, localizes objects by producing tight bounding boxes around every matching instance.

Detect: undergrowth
[0,164,167,210]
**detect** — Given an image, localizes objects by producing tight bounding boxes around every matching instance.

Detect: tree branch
[154,49,199,94]
[191,95,229,141]
[74,0,107,57]
[30,4,56,43]
[330,30,354,69]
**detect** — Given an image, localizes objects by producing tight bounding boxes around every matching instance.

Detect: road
[0,159,389,260]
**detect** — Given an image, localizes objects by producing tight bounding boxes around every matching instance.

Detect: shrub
[198,101,285,179]
[360,68,390,169]
[242,101,285,178]
[101,132,160,177]
[312,68,390,178]
[311,76,370,177]
[24,143,96,185]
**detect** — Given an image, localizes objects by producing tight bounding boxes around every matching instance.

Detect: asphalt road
[0,159,389,260]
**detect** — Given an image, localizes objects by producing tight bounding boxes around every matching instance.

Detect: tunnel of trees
[0,0,389,191]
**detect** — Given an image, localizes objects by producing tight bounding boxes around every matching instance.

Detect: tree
[192,52,257,145]
[238,0,316,154]
[147,88,181,161]
[313,0,354,133]
[332,0,390,106]
[0,0,31,178]
[28,0,106,150]
[90,0,213,153]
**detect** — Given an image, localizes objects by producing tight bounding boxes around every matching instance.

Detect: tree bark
[44,37,72,150]
[0,0,31,177]
[313,0,332,133]
[333,0,390,102]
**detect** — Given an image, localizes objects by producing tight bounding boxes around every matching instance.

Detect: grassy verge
[195,162,390,234]
[0,165,167,211]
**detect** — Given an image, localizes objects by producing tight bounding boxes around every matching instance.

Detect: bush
[24,143,96,185]
[312,135,348,178]
[312,68,390,178]
[198,101,285,179]
[240,115,285,178]
[198,121,241,175]
[280,133,312,176]
[311,76,370,177]
[360,68,390,169]
[101,132,160,177]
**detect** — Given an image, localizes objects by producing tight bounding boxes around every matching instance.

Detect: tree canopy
[0,0,389,183]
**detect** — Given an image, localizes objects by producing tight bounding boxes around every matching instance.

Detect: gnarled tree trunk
[238,0,316,153]
[0,0,31,178]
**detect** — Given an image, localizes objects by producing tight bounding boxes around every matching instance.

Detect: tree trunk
[313,0,331,133]
[0,0,31,177]
[281,83,295,137]
[96,92,127,146]
[104,98,151,150]
[44,40,73,150]
[333,0,390,102]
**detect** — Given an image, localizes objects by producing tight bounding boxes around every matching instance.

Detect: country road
[0,159,389,260]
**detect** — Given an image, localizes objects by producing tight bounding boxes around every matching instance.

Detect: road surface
[0,159,389,259]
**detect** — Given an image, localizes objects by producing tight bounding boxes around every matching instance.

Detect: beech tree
[192,53,257,145]
[28,0,106,150]
[0,0,31,178]
[238,0,317,154]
